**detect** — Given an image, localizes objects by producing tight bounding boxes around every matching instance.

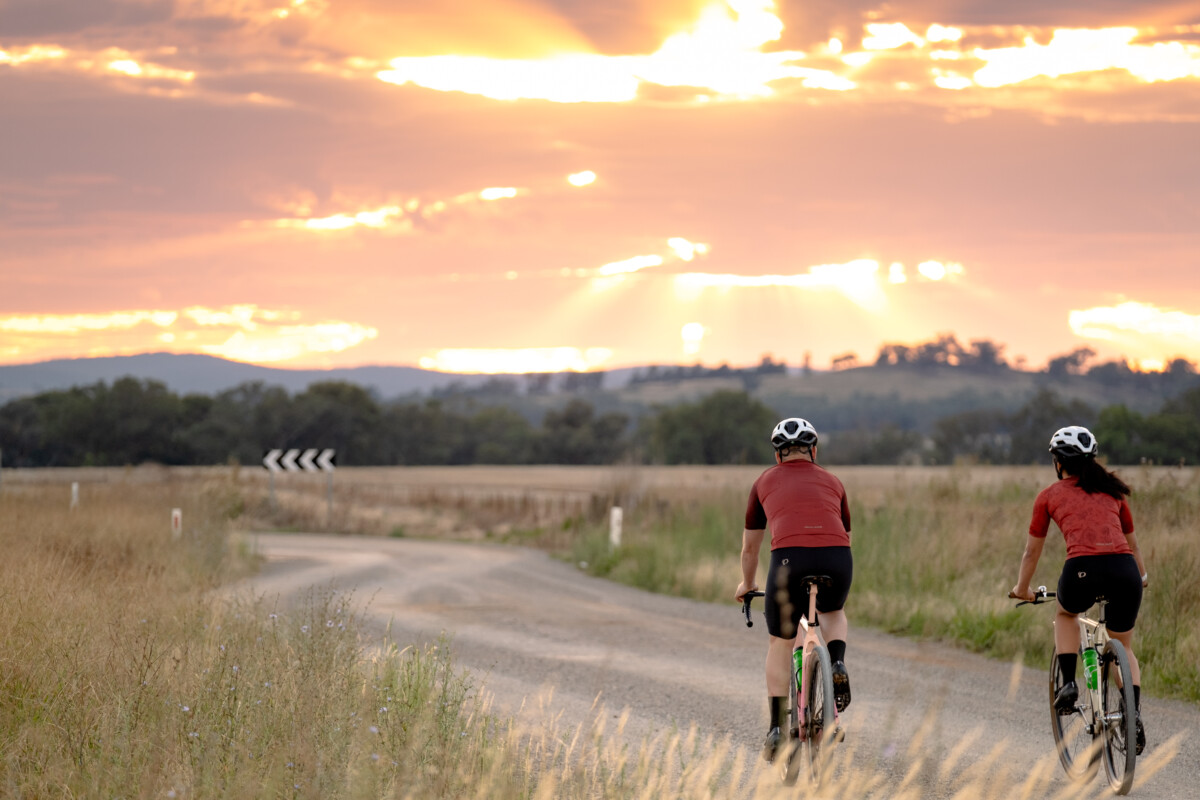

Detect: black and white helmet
[1049,426,1098,459]
[771,417,818,451]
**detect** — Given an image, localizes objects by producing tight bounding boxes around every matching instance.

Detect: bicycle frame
[795,581,837,736]
[1075,602,1118,737]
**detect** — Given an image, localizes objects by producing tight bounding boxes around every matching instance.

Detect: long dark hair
[1056,456,1130,499]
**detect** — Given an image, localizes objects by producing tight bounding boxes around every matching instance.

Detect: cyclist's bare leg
[819,609,847,644]
[1107,627,1141,685]
[1053,604,1081,657]
[767,635,797,695]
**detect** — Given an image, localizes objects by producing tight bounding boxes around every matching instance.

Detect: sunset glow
[973,28,1200,87]
[3,1,1199,375]
[418,347,614,374]
[0,307,378,365]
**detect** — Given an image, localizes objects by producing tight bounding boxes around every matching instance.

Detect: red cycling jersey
[1028,477,1134,558]
[744,460,851,549]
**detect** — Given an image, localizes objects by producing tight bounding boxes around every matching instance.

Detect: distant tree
[1006,388,1095,464]
[931,408,1011,464]
[1046,347,1096,378]
[471,407,537,464]
[523,373,554,395]
[535,399,629,464]
[831,353,859,371]
[646,390,775,464]
[963,339,1007,371]
[561,371,604,393]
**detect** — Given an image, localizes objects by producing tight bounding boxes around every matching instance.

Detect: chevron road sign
[262,448,336,473]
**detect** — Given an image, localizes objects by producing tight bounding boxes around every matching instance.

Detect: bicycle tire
[1100,639,1137,795]
[1050,648,1099,782]
[782,659,803,785]
[804,645,837,785]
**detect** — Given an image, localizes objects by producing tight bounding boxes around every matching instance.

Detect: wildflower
[301,625,309,633]
[369,726,379,734]
[264,681,272,688]
[181,705,190,713]
[379,707,387,713]
[188,732,199,739]
[371,753,380,762]
[269,613,278,620]
[326,620,334,627]
[167,791,177,798]
[232,665,239,673]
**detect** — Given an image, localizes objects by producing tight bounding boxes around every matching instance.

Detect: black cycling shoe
[1135,713,1146,755]
[762,727,782,763]
[1054,681,1079,714]
[832,661,852,712]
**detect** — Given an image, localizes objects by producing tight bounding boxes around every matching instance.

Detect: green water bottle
[793,648,804,683]
[1082,646,1100,691]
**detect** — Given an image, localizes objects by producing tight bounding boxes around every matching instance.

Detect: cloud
[417,346,613,373]
[0,0,172,37]
[0,305,377,364]
[1069,302,1200,355]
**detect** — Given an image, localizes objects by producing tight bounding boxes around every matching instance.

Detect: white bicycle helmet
[771,417,818,451]
[1049,425,1098,459]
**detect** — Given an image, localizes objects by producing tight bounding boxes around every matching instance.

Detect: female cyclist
[1010,425,1149,753]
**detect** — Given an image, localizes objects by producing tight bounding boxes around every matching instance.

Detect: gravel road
[238,533,1198,798]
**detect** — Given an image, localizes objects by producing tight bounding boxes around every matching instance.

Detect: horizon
[1,340,1191,377]
[3,1,1199,374]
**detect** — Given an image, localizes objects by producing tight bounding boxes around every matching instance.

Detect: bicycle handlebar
[741,590,765,627]
[1011,585,1057,606]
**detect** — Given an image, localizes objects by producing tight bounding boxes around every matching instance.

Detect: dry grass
[0,471,1188,797]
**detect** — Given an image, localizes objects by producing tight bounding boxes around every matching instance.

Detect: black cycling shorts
[764,546,853,639]
[1057,554,1142,633]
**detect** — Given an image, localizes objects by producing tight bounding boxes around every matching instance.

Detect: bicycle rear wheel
[804,645,837,785]
[1050,649,1099,782]
[782,660,803,785]
[1100,640,1137,795]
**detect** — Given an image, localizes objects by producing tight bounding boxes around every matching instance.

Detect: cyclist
[734,417,853,763]
[1010,425,1149,753]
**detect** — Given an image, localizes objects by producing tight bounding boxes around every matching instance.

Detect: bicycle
[1014,587,1139,795]
[742,575,840,786]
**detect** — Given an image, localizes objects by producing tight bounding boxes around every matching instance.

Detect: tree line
[1,377,1196,468]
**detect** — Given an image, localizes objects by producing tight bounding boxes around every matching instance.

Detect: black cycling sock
[1133,685,1141,710]
[827,639,847,664]
[1058,653,1078,684]
[769,696,788,730]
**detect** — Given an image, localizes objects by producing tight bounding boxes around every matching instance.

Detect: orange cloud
[1069,301,1200,363]
[0,305,377,364]
[418,347,613,374]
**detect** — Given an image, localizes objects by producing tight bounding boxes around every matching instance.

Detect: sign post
[610,506,623,549]
[70,482,79,510]
[171,508,182,540]
[262,448,336,517]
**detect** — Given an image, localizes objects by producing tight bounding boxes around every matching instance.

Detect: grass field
[1,465,1192,797]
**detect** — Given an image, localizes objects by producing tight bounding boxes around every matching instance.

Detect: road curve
[237,533,1199,798]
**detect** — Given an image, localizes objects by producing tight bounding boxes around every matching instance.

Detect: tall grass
[558,467,1200,702]
[0,475,1186,797]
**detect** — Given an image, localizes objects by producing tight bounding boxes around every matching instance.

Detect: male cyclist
[734,417,853,762]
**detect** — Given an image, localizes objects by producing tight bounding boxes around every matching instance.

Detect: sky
[2,0,1199,374]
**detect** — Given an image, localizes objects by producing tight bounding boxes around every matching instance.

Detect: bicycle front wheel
[1050,648,1099,782]
[1100,640,1137,795]
[804,645,837,785]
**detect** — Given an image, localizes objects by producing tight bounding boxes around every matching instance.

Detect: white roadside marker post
[171,508,182,541]
[610,506,623,550]
[70,482,79,510]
